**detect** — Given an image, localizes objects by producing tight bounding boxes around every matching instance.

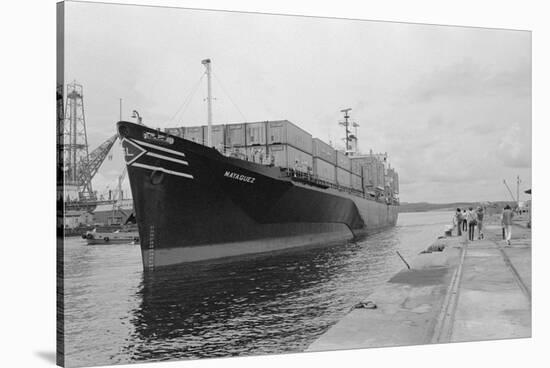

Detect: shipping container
[336,167,351,187]
[377,162,386,189]
[351,155,388,189]
[312,138,336,165]
[165,127,185,138]
[361,161,384,189]
[386,167,396,193]
[267,120,313,154]
[183,126,204,144]
[312,157,336,183]
[362,164,376,188]
[380,163,386,187]
[246,146,270,164]
[246,121,268,146]
[393,172,399,194]
[225,123,247,147]
[269,144,312,173]
[226,146,247,160]
[336,150,351,171]
[351,157,365,175]
[201,124,226,149]
[353,174,363,192]
[386,167,393,183]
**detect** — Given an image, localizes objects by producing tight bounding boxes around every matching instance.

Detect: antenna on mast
[517,175,521,207]
[202,58,213,147]
[339,108,352,154]
[349,122,360,155]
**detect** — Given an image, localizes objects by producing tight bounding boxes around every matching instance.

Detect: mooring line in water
[395,251,411,270]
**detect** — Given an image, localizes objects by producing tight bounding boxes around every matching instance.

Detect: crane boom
[77,134,118,195]
[503,179,517,203]
[114,166,127,202]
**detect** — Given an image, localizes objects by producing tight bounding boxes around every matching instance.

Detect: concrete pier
[307,215,531,351]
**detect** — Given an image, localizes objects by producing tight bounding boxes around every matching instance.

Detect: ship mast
[517,175,521,207]
[339,108,352,154]
[202,58,213,147]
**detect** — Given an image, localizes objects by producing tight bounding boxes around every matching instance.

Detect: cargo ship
[119,60,399,271]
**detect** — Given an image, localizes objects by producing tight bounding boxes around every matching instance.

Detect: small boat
[83,225,139,245]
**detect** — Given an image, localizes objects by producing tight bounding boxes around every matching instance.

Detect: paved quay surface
[307,216,531,351]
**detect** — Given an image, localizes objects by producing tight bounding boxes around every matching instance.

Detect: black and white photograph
[51,1,538,367]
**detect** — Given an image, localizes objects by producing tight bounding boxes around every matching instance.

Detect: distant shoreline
[399,201,516,213]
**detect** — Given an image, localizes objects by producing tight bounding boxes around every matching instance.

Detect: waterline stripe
[131,162,194,180]
[132,139,186,158]
[146,152,189,166]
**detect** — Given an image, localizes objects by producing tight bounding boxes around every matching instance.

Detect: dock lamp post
[132,110,142,125]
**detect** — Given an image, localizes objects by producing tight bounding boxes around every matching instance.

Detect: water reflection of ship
[126,242,362,360]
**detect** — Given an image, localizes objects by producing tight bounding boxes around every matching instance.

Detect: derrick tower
[60,81,93,199]
[56,84,64,196]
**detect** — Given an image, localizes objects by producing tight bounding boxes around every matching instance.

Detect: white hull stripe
[122,138,147,165]
[131,139,187,158]
[146,152,189,166]
[131,162,194,179]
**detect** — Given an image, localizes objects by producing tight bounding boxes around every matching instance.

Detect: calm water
[64,211,452,367]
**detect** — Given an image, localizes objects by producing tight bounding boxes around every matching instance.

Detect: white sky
[64,1,531,203]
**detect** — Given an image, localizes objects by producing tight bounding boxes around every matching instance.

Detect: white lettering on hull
[224,171,256,184]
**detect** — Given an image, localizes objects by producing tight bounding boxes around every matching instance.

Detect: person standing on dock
[476,206,485,240]
[462,209,468,232]
[501,204,514,246]
[466,207,477,241]
[454,208,463,236]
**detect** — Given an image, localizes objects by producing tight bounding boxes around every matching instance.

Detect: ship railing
[283,168,365,197]
[214,144,277,165]
[284,169,399,205]
[166,133,400,205]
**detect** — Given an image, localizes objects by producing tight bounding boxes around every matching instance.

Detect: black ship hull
[118,121,398,271]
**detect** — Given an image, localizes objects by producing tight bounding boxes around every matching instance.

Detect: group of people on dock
[453,205,515,245]
[454,207,485,241]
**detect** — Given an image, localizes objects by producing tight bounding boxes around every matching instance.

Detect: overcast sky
[64,1,531,203]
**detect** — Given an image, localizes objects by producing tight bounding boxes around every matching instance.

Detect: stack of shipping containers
[351,156,385,193]
[386,167,395,198]
[350,158,363,191]
[164,125,205,145]
[267,120,313,174]
[312,138,336,184]
[164,120,397,197]
[183,126,204,144]
[225,123,246,146]
[225,123,247,158]
[335,150,352,188]
[376,160,386,190]
[393,171,399,195]
[201,125,226,150]
[245,121,269,164]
